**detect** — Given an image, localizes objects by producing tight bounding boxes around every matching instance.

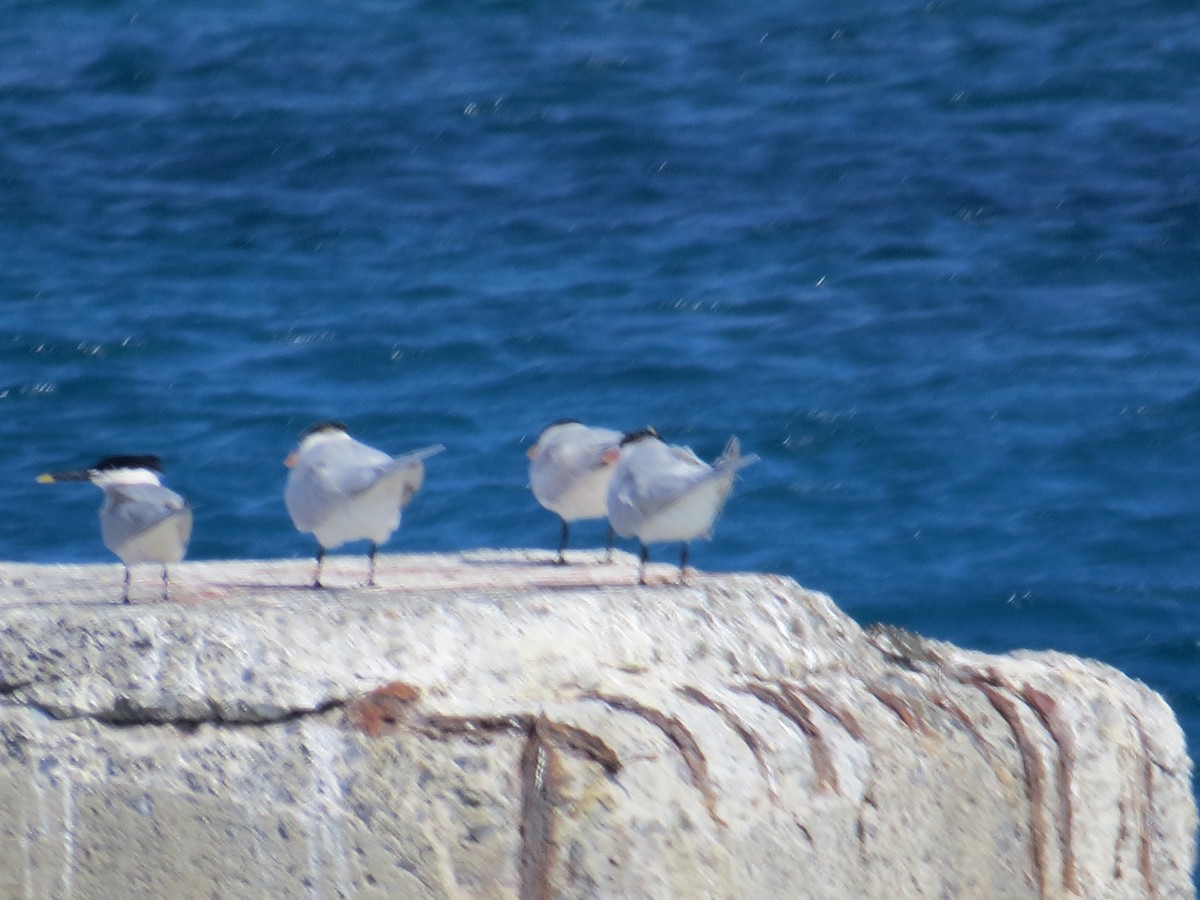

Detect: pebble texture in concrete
[0,550,1194,899]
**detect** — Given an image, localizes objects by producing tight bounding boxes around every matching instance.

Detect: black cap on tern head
[619,426,661,447]
[92,455,164,473]
[38,454,164,484]
[539,418,581,436]
[299,421,349,441]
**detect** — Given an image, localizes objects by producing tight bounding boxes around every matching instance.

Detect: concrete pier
[0,551,1194,898]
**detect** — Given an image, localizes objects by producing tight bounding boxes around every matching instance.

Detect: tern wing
[305,438,392,495]
[624,453,711,522]
[623,438,757,524]
[533,430,619,506]
[286,443,443,531]
[284,440,381,531]
[372,444,444,509]
[101,484,191,549]
[324,444,443,497]
[608,442,703,534]
[712,437,759,474]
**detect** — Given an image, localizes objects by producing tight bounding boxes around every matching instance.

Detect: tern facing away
[37,455,193,603]
[284,422,444,587]
[606,428,758,585]
[527,420,623,564]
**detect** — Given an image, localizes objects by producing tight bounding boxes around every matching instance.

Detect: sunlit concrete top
[0,550,1194,899]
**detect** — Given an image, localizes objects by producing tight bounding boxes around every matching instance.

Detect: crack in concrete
[0,673,350,730]
[0,679,35,696]
[0,693,363,735]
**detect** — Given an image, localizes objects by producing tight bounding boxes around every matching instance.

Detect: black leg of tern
[638,543,648,585]
[367,542,378,587]
[122,566,131,604]
[556,519,569,565]
[161,565,169,602]
[313,546,325,589]
[679,543,689,585]
[605,524,615,563]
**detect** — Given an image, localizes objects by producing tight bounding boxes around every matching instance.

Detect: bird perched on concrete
[606,428,757,585]
[37,455,193,603]
[284,421,443,588]
[527,420,623,564]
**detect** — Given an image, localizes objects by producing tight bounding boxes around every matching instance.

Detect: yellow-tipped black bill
[37,469,92,484]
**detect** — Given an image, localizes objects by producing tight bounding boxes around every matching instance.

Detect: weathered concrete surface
[0,550,1194,899]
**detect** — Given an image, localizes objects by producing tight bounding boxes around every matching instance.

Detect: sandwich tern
[37,454,193,603]
[527,420,622,563]
[606,428,757,584]
[285,421,443,587]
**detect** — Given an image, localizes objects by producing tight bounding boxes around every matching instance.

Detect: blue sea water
[2,0,1198,853]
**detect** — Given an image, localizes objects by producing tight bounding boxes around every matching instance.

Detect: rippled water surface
[3,0,1199,839]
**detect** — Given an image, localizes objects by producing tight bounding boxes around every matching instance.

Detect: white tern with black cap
[285,421,443,587]
[606,427,757,585]
[37,454,193,603]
